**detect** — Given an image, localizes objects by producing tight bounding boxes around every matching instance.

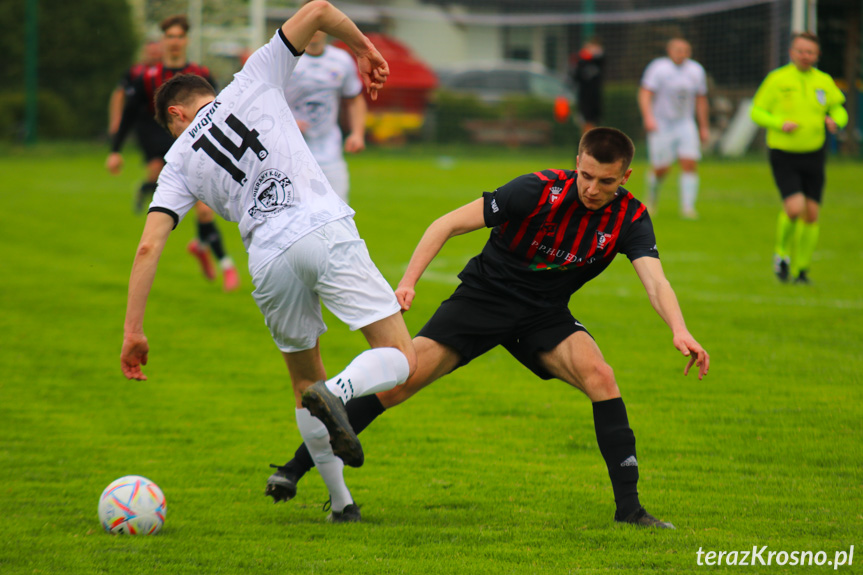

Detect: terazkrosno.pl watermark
[696,546,854,569]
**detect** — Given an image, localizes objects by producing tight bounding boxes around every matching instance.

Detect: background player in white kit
[285,29,367,203]
[119,0,416,522]
[638,38,709,219]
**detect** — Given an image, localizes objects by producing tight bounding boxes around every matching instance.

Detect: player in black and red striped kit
[108,41,161,140]
[106,15,239,291]
[267,128,709,528]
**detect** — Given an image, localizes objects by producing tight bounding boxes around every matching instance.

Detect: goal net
[559,0,794,153]
[133,0,796,150]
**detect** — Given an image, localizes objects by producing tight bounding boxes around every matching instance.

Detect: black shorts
[769,147,826,203]
[577,95,602,125]
[416,282,591,380]
[136,118,174,162]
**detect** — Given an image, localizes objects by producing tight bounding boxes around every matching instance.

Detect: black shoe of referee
[774,256,790,283]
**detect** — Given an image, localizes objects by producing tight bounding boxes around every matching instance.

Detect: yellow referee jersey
[750,63,848,153]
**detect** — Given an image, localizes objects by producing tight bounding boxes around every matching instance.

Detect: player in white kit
[285,30,367,203]
[120,0,416,522]
[638,38,709,219]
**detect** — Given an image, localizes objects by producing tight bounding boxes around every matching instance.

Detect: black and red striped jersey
[119,63,153,124]
[112,62,215,153]
[123,63,148,86]
[140,62,214,114]
[458,169,658,306]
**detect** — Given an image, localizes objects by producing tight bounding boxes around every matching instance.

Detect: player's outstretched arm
[281,1,389,100]
[826,102,848,134]
[121,332,149,381]
[108,87,125,136]
[107,80,146,172]
[121,211,175,381]
[750,104,790,132]
[637,87,657,132]
[632,257,710,379]
[343,94,367,153]
[105,152,124,175]
[395,198,485,311]
[696,94,710,143]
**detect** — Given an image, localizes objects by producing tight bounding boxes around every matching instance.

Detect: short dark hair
[578,127,635,171]
[792,31,819,46]
[154,74,216,130]
[161,14,190,33]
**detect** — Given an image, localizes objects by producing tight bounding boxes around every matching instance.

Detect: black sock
[287,394,387,480]
[197,221,227,261]
[593,397,641,520]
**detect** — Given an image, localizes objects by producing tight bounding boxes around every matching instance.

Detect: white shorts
[319,160,349,204]
[251,217,400,353]
[647,119,701,168]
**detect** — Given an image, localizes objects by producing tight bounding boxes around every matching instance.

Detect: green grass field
[1,143,861,574]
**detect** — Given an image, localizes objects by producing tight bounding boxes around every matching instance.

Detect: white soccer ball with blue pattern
[98,475,166,535]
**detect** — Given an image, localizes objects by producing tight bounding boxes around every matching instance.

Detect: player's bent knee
[584,362,619,401]
[375,344,416,380]
[377,377,418,408]
[373,347,412,386]
[805,203,819,223]
[399,345,418,379]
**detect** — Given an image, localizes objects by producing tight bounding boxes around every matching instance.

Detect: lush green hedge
[430,91,497,143]
[0,0,136,141]
[0,92,78,140]
[429,90,578,147]
[427,85,643,148]
[600,83,643,142]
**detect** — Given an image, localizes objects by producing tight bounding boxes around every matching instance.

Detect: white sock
[219,256,234,270]
[326,348,409,404]
[295,408,353,512]
[680,172,699,212]
[646,171,660,206]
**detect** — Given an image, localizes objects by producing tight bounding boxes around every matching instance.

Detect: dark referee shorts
[416,282,591,380]
[769,146,826,203]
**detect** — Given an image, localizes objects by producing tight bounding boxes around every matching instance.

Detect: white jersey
[152,30,354,275]
[640,57,707,124]
[284,45,363,166]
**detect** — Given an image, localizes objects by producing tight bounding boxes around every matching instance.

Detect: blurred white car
[436,60,575,105]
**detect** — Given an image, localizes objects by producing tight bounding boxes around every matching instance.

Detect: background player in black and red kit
[108,41,161,140]
[572,37,605,134]
[267,127,710,529]
[106,15,239,291]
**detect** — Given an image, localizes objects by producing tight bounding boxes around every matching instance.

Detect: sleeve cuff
[147,207,180,229]
[278,27,304,57]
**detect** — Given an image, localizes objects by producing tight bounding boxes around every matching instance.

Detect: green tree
[0,0,137,140]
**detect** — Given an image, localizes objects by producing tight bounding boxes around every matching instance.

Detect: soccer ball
[98,475,166,535]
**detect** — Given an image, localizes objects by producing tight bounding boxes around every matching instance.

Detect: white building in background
[252,0,807,152]
[265,0,569,75]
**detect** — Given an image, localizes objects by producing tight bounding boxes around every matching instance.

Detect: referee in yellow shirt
[751,32,848,284]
